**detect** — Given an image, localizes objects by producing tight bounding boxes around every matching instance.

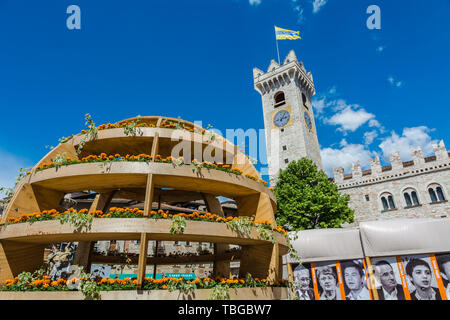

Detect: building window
[437,187,446,201]
[404,193,412,207]
[411,191,420,205]
[428,184,446,203]
[380,192,396,211]
[274,91,286,107]
[284,159,289,164]
[282,145,287,151]
[381,197,389,210]
[302,93,308,109]
[365,195,369,201]
[388,196,396,209]
[403,188,420,207]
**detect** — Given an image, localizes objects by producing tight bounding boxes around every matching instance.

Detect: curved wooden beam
[0,219,289,249]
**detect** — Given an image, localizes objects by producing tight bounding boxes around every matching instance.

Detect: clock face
[273,110,290,128]
[304,112,312,130]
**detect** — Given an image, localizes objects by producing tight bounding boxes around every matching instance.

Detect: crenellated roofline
[333,140,449,187]
[253,50,315,98]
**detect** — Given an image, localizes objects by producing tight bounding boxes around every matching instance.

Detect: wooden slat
[143,174,154,217]
[0,219,289,248]
[286,262,295,299]
[137,233,149,289]
[150,132,159,161]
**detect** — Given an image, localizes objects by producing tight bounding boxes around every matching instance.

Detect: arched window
[437,187,446,201]
[429,188,438,202]
[381,197,389,211]
[411,191,420,206]
[403,188,420,207]
[388,195,396,209]
[274,91,286,107]
[380,192,396,211]
[428,184,446,203]
[404,193,412,207]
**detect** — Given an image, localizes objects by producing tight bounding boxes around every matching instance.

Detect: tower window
[282,145,287,151]
[365,195,369,201]
[274,91,286,108]
[302,93,308,109]
[284,159,289,164]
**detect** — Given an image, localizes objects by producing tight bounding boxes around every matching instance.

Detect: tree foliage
[274,158,354,230]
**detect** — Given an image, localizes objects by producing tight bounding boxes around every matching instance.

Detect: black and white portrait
[293,264,315,300]
[314,263,341,300]
[341,260,371,300]
[371,257,405,300]
[402,255,442,300]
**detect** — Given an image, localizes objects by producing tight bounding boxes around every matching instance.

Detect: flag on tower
[274,26,301,40]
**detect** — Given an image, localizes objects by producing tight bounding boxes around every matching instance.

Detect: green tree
[274,158,354,230]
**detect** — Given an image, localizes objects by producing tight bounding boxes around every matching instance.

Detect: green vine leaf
[208,283,230,300]
[225,216,253,236]
[170,216,187,234]
[257,224,275,243]
[57,211,94,231]
[76,114,98,155]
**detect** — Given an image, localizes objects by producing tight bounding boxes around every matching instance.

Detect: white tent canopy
[286,228,364,263]
[360,218,450,257]
[287,218,450,263]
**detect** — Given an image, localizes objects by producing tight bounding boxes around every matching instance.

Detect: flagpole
[274,26,281,64]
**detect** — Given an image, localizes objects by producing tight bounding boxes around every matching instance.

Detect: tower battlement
[333,140,450,188]
[253,50,315,99]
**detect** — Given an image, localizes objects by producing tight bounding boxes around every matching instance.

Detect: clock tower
[254,50,323,186]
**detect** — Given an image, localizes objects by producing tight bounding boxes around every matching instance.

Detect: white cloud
[328,86,337,94]
[321,139,377,176]
[293,4,305,23]
[324,105,376,133]
[312,0,328,13]
[311,97,327,114]
[378,126,437,161]
[368,119,381,128]
[249,0,261,6]
[388,76,403,87]
[377,46,385,52]
[363,130,378,145]
[0,149,33,197]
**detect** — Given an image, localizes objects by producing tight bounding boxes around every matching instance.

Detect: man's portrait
[293,265,315,300]
[373,259,405,300]
[341,260,371,300]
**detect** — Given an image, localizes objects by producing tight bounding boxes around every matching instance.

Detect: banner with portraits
[291,252,450,300]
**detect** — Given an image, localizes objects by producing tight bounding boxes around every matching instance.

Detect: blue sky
[0,0,449,190]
